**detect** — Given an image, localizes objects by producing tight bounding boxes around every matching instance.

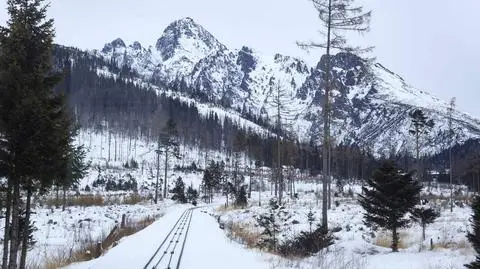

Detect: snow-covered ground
[65,205,279,269]
[0,129,216,267]
[2,128,474,269]
[26,202,170,267]
[62,184,475,269]
[215,182,475,269]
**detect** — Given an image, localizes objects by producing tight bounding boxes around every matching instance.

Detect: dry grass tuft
[374,232,408,250]
[433,238,469,250]
[42,194,104,208]
[41,193,149,209]
[122,193,147,205]
[216,204,247,213]
[228,223,261,248]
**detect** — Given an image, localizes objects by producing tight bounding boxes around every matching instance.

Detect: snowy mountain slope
[90,62,274,139]
[92,17,480,155]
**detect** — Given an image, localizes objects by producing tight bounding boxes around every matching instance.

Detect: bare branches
[264,81,297,126]
[303,0,372,54]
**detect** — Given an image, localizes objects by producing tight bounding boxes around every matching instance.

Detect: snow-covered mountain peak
[155,17,226,61]
[101,38,127,54]
[317,52,365,73]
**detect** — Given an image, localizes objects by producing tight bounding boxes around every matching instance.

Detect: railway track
[143,208,194,269]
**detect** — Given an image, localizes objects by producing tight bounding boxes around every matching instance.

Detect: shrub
[278,226,334,257]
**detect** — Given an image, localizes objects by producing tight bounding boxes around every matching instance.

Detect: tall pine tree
[0,1,72,267]
[159,118,181,200]
[409,108,434,181]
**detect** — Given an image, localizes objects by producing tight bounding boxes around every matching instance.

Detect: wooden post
[121,214,126,229]
[96,242,103,258]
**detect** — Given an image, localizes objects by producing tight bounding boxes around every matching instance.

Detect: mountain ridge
[84,17,480,156]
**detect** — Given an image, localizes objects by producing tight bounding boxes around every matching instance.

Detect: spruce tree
[57,142,90,211]
[0,1,71,268]
[186,185,198,205]
[202,165,213,203]
[358,161,422,252]
[202,160,224,204]
[171,177,187,203]
[466,195,480,269]
[235,185,248,207]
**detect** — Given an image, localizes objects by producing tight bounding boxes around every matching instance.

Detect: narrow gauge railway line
[143,208,194,269]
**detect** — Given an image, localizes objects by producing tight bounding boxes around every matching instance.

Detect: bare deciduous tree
[299,0,371,230]
[265,80,295,204]
[448,97,456,212]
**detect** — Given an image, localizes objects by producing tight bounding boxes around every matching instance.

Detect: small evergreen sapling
[466,196,480,269]
[255,198,290,251]
[307,208,316,233]
[278,208,333,257]
[410,200,440,242]
[255,211,280,251]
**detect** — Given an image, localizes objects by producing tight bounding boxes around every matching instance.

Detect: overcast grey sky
[1,0,479,117]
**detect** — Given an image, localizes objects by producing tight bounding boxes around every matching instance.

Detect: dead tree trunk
[277,138,283,204]
[163,149,169,199]
[321,0,332,229]
[108,131,111,162]
[154,147,160,204]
